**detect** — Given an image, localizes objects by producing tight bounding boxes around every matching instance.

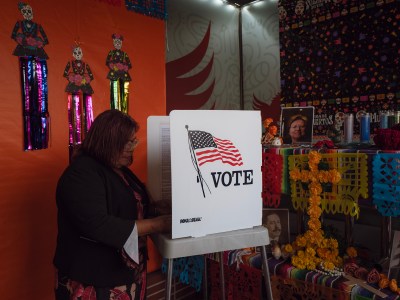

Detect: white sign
[170,110,262,238]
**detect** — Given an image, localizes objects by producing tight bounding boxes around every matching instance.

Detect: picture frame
[280,106,315,145]
[262,208,290,247]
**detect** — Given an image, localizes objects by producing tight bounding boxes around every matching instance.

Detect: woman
[283,114,308,144]
[54,109,171,300]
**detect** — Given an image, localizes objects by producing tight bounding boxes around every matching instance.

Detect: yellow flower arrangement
[287,151,342,271]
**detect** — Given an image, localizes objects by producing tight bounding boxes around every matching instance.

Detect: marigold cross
[284,151,342,271]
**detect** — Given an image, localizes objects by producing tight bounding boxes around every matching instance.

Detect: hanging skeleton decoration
[63,44,94,160]
[11,2,50,150]
[106,34,132,113]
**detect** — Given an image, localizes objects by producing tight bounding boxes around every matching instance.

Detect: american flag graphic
[188,130,243,166]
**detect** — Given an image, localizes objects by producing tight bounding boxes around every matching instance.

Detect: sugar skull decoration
[278,6,287,21]
[11,2,50,150]
[20,3,33,20]
[295,0,305,16]
[334,112,345,131]
[63,43,95,160]
[64,44,94,95]
[12,2,48,58]
[106,33,132,113]
[73,46,83,60]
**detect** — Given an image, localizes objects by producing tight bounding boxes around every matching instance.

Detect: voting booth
[147,110,272,299]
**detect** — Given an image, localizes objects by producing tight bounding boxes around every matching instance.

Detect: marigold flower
[308,151,322,165]
[329,170,342,184]
[309,182,323,195]
[306,247,316,257]
[308,205,322,219]
[318,171,329,183]
[289,168,301,180]
[328,238,339,249]
[379,277,390,289]
[296,236,307,248]
[309,195,321,206]
[346,246,357,258]
[297,250,305,258]
[389,279,398,292]
[324,261,335,271]
[308,218,321,231]
[283,244,293,254]
[300,170,311,182]
[316,248,326,258]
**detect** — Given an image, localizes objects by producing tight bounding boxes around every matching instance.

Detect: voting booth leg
[261,245,273,300]
[219,252,226,299]
[203,256,208,300]
[165,258,173,300]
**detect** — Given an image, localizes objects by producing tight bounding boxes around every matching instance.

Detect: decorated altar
[166,147,400,299]
[208,147,400,299]
[257,147,400,299]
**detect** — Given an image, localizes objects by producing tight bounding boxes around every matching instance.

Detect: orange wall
[0,1,165,298]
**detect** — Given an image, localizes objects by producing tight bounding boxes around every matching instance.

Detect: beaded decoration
[316,262,344,277]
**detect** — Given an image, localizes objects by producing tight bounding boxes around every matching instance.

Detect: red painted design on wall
[252,92,281,122]
[166,22,215,114]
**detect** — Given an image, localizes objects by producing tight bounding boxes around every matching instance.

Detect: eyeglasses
[124,138,139,151]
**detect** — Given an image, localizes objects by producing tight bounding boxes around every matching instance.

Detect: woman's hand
[136,215,172,236]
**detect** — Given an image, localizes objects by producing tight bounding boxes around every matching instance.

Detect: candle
[344,113,354,144]
[395,111,400,125]
[360,113,370,143]
[380,112,388,129]
[388,112,396,128]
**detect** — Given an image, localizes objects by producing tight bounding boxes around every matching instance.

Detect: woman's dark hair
[74,109,139,167]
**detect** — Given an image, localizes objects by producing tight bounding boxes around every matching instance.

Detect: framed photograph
[280,106,315,145]
[262,208,290,247]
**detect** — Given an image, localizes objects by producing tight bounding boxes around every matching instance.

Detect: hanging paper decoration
[106,34,132,113]
[262,151,283,208]
[372,154,400,217]
[161,256,204,292]
[289,152,369,218]
[63,44,94,160]
[11,2,50,151]
[125,0,167,20]
[208,258,262,300]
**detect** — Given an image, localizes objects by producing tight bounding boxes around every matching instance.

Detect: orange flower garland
[287,151,342,271]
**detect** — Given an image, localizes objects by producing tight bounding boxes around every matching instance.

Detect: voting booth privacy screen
[148,110,263,239]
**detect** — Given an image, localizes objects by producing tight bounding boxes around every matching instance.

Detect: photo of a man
[264,212,282,243]
[262,209,290,247]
